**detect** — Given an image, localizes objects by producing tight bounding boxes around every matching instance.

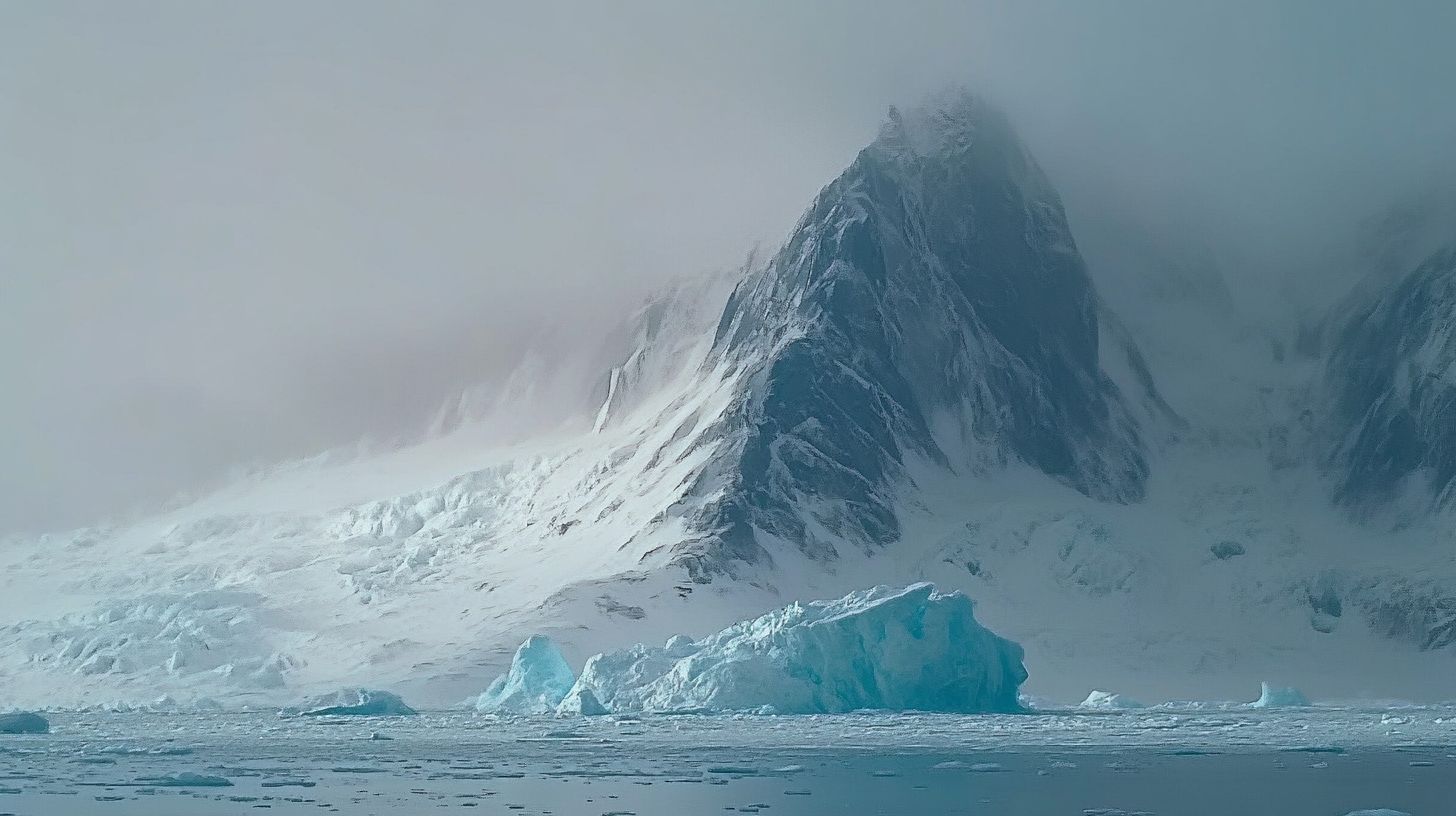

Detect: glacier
[557,583,1026,715]
[474,635,576,714]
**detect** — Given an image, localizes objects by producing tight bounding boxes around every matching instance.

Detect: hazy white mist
[3,0,1454,532]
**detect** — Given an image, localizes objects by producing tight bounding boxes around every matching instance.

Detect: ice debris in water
[1249,682,1310,708]
[1342,811,1412,816]
[1079,690,1147,710]
[476,635,577,714]
[291,688,417,717]
[140,772,234,787]
[557,583,1026,715]
[0,711,50,734]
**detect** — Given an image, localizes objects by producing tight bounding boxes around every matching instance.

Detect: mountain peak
[873,89,1009,162]
[680,91,1157,579]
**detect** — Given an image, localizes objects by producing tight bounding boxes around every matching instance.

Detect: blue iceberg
[476,635,577,714]
[559,583,1026,715]
[0,711,50,734]
[295,688,417,717]
[1249,682,1311,708]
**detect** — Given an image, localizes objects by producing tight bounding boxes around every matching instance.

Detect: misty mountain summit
[678,93,1159,579]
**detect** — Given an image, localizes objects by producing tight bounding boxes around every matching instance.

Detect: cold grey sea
[2,707,1453,815]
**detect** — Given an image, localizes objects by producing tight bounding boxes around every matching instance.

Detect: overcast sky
[3,1,1455,532]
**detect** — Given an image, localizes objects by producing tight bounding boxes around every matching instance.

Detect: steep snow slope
[2,92,1453,709]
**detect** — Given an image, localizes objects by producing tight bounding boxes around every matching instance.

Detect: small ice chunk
[1342,811,1412,816]
[1078,690,1146,710]
[0,711,49,734]
[1248,682,1310,708]
[294,688,417,716]
[476,635,577,715]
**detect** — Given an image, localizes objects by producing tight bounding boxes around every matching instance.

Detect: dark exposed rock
[1326,245,1456,511]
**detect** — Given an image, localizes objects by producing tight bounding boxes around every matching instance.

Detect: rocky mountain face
[670,95,1161,579]
[1325,244,1456,514]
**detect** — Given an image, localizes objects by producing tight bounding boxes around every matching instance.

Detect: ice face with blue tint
[1250,682,1311,708]
[0,711,49,733]
[1078,690,1147,710]
[559,583,1027,715]
[476,635,576,714]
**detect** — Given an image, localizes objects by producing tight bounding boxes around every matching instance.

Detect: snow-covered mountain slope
[2,92,1454,710]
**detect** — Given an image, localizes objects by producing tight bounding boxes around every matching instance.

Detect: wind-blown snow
[558,583,1026,715]
[475,635,575,714]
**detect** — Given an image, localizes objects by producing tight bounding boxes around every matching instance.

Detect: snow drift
[556,583,1026,715]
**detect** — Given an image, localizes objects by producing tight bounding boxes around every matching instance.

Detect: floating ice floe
[0,711,49,734]
[140,772,234,787]
[552,583,1026,715]
[290,688,417,717]
[1342,810,1412,816]
[1078,690,1147,710]
[1248,682,1311,708]
[476,635,576,714]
